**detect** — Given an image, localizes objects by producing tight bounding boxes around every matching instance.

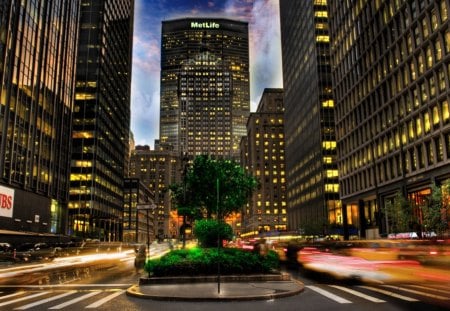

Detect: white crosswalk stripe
[0,291,49,307]
[328,285,386,303]
[0,291,25,301]
[84,290,125,308]
[358,285,419,302]
[49,291,102,309]
[407,284,450,295]
[382,284,450,300]
[306,285,352,303]
[13,291,76,310]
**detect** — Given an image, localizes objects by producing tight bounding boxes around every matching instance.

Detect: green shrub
[144,247,279,276]
[194,219,233,247]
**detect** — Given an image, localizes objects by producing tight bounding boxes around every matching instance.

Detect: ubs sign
[0,185,14,218]
[190,21,220,29]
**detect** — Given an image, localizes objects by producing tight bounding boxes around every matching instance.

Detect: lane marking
[0,284,131,289]
[306,285,352,304]
[407,284,450,295]
[85,290,125,308]
[49,291,102,309]
[14,291,76,310]
[358,286,419,302]
[329,285,386,303]
[382,285,450,300]
[0,291,48,307]
[0,291,25,300]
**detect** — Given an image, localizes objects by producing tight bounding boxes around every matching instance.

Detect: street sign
[136,204,156,210]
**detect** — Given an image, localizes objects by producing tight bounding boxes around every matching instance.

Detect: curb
[126,280,305,301]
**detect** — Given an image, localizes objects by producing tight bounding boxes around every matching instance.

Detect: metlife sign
[190,21,220,29]
[0,185,14,218]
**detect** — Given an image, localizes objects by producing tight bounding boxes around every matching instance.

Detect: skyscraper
[160,18,250,159]
[329,0,450,238]
[240,89,287,237]
[68,0,134,240]
[0,0,79,234]
[279,0,341,235]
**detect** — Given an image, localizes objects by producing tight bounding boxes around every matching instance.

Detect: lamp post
[137,203,156,260]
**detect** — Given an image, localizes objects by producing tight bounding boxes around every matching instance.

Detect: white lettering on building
[191,22,220,29]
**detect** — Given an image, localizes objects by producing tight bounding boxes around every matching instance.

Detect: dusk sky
[131,0,283,148]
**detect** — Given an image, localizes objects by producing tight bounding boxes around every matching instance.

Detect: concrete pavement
[126,278,304,301]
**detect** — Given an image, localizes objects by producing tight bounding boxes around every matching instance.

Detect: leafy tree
[383,191,412,236]
[422,180,450,237]
[179,155,258,219]
[194,219,233,247]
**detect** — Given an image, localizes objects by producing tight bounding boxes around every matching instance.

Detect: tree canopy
[170,155,258,220]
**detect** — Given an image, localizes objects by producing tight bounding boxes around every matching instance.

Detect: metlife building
[160,18,250,159]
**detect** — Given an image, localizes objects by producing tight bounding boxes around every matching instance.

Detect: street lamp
[136,203,156,260]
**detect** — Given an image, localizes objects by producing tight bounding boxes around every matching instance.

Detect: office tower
[279,1,341,235]
[240,89,287,237]
[329,1,450,237]
[123,178,155,244]
[0,1,79,234]
[160,18,250,159]
[129,145,180,239]
[69,0,134,240]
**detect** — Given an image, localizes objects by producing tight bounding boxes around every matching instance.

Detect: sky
[131,0,283,148]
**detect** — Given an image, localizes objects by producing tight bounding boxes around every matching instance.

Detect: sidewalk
[126,280,304,301]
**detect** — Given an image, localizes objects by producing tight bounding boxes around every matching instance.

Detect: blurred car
[0,243,18,263]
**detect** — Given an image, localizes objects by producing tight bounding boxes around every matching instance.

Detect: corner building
[329,0,450,237]
[280,0,341,235]
[68,0,134,240]
[0,0,79,234]
[240,89,287,237]
[160,18,250,159]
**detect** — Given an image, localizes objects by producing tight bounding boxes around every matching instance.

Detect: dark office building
[240,89,287,237]
[68,0,134,240]
[123,178,155,244]
[129,145,180,239]
[160,18,250,159]
[0,1,79,234]
[279,0,341,235]
[329,0,450,238]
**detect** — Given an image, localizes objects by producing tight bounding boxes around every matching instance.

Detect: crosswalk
[0,283,448,309]
[305,283,450,305]
[0,288,126,309]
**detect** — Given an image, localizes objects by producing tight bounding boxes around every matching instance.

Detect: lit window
[316,35,330,42]
[315,11,328,18]
[424,112,431,133]
[322,100,334,107]
[433,106,440,124]
[72,131,94,139]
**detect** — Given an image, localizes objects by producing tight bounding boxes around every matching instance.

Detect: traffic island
[126,273,304,301]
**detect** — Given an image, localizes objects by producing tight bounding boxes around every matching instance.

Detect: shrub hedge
[144,247,279,277]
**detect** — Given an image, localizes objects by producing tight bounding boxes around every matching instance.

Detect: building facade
[0,0,79,234]
[129,145,180,239]
[123,178,155,244]
[279,0,341,235]
[240,89,287,237]
[68,0,134,240]
[329,0,450,238]
[160,18,250,159]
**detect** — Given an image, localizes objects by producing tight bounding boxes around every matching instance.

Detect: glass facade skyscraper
[160,18,250,159]
[68,0,134,240]
[0,0,79,234]
[280,0,341,234]
[329,0,450,237]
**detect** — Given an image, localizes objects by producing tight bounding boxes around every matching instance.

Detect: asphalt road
[0,260,448,311]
